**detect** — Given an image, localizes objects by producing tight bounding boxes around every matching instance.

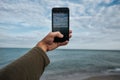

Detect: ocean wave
[106,68,120,73]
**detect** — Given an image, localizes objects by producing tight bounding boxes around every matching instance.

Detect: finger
[69,33,72,38]
[51,31,63,38]
[69,30,72,34]
[69,30,72,38]
[58,41,69,46]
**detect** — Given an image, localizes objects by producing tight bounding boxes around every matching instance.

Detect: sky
[0,0,120,50]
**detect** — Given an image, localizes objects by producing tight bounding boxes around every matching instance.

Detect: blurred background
[0,0,120,50]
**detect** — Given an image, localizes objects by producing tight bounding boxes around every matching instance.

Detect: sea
[0,48,120,80]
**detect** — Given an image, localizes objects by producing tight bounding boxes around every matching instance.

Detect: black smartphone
[52,7,69,42]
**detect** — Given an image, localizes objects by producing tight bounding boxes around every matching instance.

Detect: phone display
[52,7,69,42]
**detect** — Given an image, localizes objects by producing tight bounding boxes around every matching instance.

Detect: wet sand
[41,73,120,80]
[84,74,120,80]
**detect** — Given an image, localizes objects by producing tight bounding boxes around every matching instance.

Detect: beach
[41,71,120,80]
[85,74,120,80]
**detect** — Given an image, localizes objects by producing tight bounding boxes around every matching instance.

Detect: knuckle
[49,32,53,36]
[56,31,60,34]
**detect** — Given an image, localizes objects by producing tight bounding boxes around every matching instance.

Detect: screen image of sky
[53,13,68,28]
[0,0,120,50]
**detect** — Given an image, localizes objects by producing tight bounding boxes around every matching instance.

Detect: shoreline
[41,72,120,80]
[84,74,120,80]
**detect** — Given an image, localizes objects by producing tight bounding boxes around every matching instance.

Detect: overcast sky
[0,0,120,50]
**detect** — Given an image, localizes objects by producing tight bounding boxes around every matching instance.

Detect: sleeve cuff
[33,47,50,67]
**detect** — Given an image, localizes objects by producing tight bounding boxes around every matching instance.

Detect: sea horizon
[0,47,120,51]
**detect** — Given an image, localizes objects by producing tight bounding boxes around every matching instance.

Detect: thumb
[52,31,63,38]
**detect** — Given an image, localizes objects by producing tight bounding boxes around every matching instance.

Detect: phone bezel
[52,7,69,42]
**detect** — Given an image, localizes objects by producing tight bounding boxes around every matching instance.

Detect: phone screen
[53,13,68,29]
[52,8,69,42]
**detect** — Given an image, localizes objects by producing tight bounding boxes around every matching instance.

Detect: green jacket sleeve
[0,47,50,80]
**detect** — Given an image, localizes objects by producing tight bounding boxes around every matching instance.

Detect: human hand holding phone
[37,30,72,52]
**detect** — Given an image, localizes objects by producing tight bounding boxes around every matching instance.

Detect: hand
[36,30,72,52]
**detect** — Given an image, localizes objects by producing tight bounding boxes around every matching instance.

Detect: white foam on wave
[106,68,120,73]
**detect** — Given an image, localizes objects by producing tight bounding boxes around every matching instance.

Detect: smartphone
[52,7,69,42]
